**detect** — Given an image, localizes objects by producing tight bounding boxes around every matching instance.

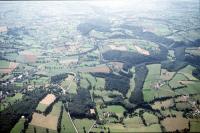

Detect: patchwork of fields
[0,1,200,133]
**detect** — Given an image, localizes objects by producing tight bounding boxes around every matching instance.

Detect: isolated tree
[46,128,49,133]
[34,127,36,133]
[83,126,86,133]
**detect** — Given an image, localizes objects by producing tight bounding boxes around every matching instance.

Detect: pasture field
[80,73,96,87]
[151,99,174,110]
[143,112,159,125]
[143,64,165,102]
[160,69,175,81]
[68,81,77,94]
[93,90,122,102]
[190,119,200,132]
[124,116,144,128]
[60,74,77,94]
[169,73,188,88]
[0,60,10,68]
[61,109,76,133]
[73,118,95,133]
[79,73,105,90]
[95,77,105,90]
[10,118,25,133]
[161,117,189,132]
[91,123,161,132]
[103,105,126,117]
[175,102,192,111]
[160,109,183,117]
[0,93,23,111]
[178,65,198,80]
[143,84,175,102]
[175,82,200,95]
[145,64,161,82]
[80,78,90,89]
[50,101,62,116]
[26,125,57,133]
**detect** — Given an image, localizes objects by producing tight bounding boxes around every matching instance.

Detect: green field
[61,109,76,133]
[143,112,159,125]
[50,101,62,116]
[103,105,126,117]
[11,118,25,133]
[73,118,95,133]
[178,65,198,80]
[26,125,57,133]
[0,60,10,68]
[80,78,90,89]
[95,77,105,90]
[36,103,47,112]
[190,120,200,132]
[169,73,188,88]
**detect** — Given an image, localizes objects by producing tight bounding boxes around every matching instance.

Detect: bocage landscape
[0,0,200,133]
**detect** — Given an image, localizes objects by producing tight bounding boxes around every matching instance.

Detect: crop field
[30,101,62,131]
[36,94,56,112]
[135,45,150,55]
[78,65,111,73]
[30,113,58,130]
[161,117,189,132]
